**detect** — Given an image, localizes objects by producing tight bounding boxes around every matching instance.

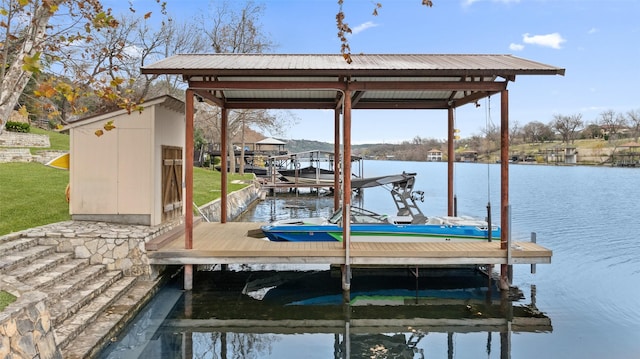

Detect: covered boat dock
[141,54,564,291]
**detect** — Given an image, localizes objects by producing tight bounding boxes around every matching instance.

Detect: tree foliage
[551,113,583,144]
[336,0,433,63]
[623,109,640,143]
[0,0,167,133]
[598,109,627,142]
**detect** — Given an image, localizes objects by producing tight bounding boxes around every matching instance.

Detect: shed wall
[70,110,154,224]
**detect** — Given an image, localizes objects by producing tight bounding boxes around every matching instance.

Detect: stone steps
[0,232,158,358]
[0,242,56,274]
[54,275,139,350]
[50,269,123,327]
[60,278,161,359]
[5,251,75,282]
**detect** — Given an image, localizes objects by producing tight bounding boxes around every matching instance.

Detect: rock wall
[0,132,50,148]
[198,180,262,222]
[0,290,62,359]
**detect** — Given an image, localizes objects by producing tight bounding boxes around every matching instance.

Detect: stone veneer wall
[198,179,262,222]
[0,289,61,359]
[34,221,181,278]
[0,132,50,148]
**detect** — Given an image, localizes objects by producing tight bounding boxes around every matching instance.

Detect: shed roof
[64,95,184,130]
[141,54,564,110]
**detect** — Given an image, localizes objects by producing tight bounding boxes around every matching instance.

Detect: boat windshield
[327,207,390,224]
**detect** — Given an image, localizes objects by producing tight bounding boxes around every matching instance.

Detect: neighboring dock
[145,222,552,267]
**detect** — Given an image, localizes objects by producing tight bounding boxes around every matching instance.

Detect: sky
[112,0,640,144]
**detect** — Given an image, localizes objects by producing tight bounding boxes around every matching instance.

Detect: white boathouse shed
[65,95,185,226]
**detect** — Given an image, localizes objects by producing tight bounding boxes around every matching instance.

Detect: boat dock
[146,222,552,267]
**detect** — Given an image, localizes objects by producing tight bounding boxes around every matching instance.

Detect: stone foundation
[0,290,62,359]
[198,179,262,222]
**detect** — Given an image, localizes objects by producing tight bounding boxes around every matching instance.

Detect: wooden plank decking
[147,222,552,266]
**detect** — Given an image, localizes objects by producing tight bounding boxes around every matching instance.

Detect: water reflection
[99,268,550,359]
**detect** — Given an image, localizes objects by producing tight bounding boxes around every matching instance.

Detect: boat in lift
[260,172,500,243]
[277,165,335,185]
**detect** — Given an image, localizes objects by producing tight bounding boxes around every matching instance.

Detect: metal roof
[141,54,564,110]
[64,95,184,129]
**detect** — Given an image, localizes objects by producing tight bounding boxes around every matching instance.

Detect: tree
[509,119,521,146]
[624,109,640,143]
[582,123,603,139]
[197,0,287,174]
[336,0,433,63]
[522,121,554,144]
[598,109,627,142]
[0,0,166,133]
[551,113,583,144]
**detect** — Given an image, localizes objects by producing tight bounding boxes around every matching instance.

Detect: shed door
[162,146,183,222]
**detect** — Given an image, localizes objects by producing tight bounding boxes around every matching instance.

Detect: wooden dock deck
[146,222,552,266]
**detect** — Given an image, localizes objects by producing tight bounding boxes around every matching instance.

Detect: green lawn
[0,290,17,311]
[0,162,71,235]
[193,166,253,206]
[30,128,70,152]
[0,161,252,236]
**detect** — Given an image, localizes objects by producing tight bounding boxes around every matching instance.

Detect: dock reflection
[99,268,551,359]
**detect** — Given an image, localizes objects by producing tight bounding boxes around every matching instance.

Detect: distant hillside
[278,138,635,165]
[280,139,335,153]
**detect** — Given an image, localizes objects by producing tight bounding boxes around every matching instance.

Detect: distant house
[426,149,443,162]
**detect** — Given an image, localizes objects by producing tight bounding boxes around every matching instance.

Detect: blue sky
[117,0,639,144]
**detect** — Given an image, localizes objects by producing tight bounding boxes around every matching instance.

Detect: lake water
[99,161,640,359]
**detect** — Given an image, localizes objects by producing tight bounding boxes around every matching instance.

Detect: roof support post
[342,88,352,250]
[500,89,510,290]
[447,107,455,216]
[221,107,228,223]
[342,87,352,294]
[185,89,194,250]
[184,89,195,291]
[334,107,341,211]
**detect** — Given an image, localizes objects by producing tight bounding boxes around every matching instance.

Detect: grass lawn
[193,166,253,206]
[0,161,253,236]
[0,162,71,235]
[30,128,70,152]
[0,290,17,311]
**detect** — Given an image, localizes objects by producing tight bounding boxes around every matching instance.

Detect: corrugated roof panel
[143,54,563,110]
[144,54,564,74]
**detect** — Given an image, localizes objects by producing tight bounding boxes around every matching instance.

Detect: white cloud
[522,32,566,49]
[351,21,378,35]
[509,43,525,51]
[588,27,598,34]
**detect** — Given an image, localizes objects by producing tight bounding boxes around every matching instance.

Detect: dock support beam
[341,88,353,301]
[184,264,193,290]
[220,108,228,223]
[500,89,510,291]
[447,107,455,216]
[184,90,195,291]
[333,108,341,211]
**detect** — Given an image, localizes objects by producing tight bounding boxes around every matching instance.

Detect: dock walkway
[146,222,552,266]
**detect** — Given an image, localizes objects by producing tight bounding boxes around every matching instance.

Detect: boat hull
[278,166,334,184]
[261,223,501,243]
